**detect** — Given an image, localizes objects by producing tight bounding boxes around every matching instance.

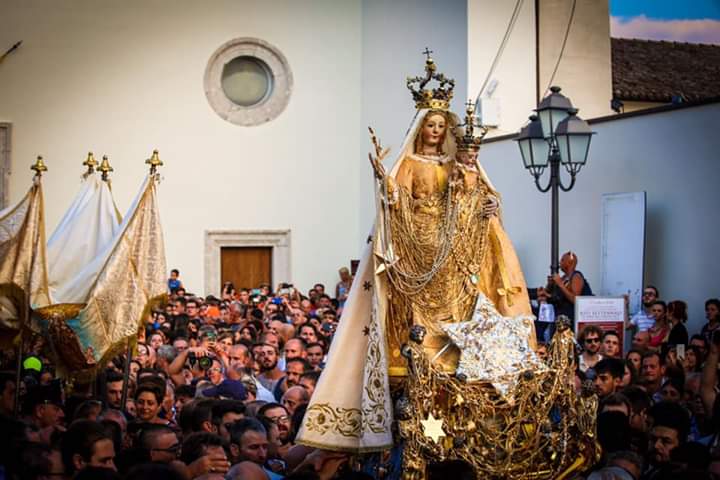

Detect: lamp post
[515,86,595,277]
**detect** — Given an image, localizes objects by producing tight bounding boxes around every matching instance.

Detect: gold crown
[406,49,455,111]
[455,100,488,151]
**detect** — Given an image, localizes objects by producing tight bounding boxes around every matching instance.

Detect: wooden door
[221,246,272,291]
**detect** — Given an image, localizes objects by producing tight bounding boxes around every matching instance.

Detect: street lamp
[515,86,595,276]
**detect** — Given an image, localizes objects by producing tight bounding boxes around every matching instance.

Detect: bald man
[549,251,592,321]
[281,386,309,416]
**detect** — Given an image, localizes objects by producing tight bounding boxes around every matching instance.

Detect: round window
[205,37,292,126]
[221,56,273,107]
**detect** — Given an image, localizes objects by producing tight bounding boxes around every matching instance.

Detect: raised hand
[368,127,389,180]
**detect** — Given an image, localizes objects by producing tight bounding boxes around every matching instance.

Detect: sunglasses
[152,443,181,454]
[585,338,600,344]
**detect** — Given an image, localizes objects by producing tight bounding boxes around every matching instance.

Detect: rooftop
[611,37,720,103]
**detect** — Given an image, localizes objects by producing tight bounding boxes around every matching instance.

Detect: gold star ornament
[421,412,445,443]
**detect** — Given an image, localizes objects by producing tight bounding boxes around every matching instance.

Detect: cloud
[610,15,720,45]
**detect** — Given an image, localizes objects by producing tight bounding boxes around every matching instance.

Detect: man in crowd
[299,371,321,397]
[284,338,307,361]
[642,352,667,400]
[61,419,116,475]
[104,371,124,410]
[258,403,292,448]
[281,386,309,416]
[284,358,310,391]
[593,358,625,399]
[258,344,284,395]
[631,330,651,354]
[628,285,659,333]
[601,331,621,358]
[306,343,325,370]
[228,418,268,466]
[578,325,603,373]
[24,381,65,435]
[138,424,181,464]
[645,401,691,477]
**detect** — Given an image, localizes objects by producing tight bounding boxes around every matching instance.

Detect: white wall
[479,103,720,333]
[360,0,468,240]
[468,0,537,137]
[0,0,363,294]
[468,0,613,137]
[538,0,613,120]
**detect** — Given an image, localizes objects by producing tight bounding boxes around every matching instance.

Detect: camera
[188,352,214,370]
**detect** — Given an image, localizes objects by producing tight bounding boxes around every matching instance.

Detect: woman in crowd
[648,302,670,351]
[683,346,703,374]
[667,300,689,346]
[134,383,170,426]
[626,349,642,373]
[701,298,720,343]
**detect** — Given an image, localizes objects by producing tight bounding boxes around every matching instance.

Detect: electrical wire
[544,0,577,94]
[474,0,524,104]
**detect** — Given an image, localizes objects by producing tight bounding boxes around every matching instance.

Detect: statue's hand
[483,196,499,217]
[368,127,389,180]
[368,151,387,180]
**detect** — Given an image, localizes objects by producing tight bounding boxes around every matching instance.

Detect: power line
[474,0,524,104]
[544,0,577,94]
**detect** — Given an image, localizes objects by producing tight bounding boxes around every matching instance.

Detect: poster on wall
[575,296,627,353]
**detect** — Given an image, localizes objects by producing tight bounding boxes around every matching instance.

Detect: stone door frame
[204,229,291,296]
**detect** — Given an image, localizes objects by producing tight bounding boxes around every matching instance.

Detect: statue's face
[456,150,478,165]
[421,113,447,148]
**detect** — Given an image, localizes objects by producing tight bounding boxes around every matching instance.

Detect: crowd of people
[1,262,719,479]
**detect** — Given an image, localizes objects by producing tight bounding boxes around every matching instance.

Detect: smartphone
[676,344,685,360]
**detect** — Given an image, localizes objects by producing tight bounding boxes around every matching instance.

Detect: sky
[610,0,720,44]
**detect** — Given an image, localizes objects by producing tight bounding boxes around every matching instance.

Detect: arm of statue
[368,127,390,181]
[483,194,499,217]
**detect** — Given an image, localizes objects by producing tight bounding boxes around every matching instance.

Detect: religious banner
[35,173,167,378]
[575,296,626,350]
[0,175,51,346]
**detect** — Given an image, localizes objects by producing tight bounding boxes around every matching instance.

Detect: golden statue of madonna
[299,55,597,480]
[298,54,539,453]
[369,60,534,376]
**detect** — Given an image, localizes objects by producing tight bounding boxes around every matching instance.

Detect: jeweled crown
[455,100,488,151]
[407,49,455,111]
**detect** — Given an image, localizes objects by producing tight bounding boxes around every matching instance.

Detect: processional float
[0,151,168,391]
[297,54,599,479]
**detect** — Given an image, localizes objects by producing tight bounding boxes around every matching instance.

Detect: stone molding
[204,37,293,126]
[204,229,291,296]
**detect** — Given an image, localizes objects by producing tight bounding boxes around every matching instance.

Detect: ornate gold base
[395,322,600,479]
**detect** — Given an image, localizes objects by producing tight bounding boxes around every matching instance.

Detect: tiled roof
[611,37,720,102]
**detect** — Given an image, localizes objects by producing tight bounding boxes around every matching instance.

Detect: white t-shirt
[631,310,655,332]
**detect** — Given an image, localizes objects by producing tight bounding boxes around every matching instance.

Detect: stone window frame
[204,37,293,126]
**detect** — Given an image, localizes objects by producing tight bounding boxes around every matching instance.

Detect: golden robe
[297,109,532,453]
[381,155,531,375]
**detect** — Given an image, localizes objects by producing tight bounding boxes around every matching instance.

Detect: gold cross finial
[31,156,48,177]
[465,98,475,116]
[82,152,98,175]
[99,155,114,181]
[145,149,163,174]
[422,47,433,60]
